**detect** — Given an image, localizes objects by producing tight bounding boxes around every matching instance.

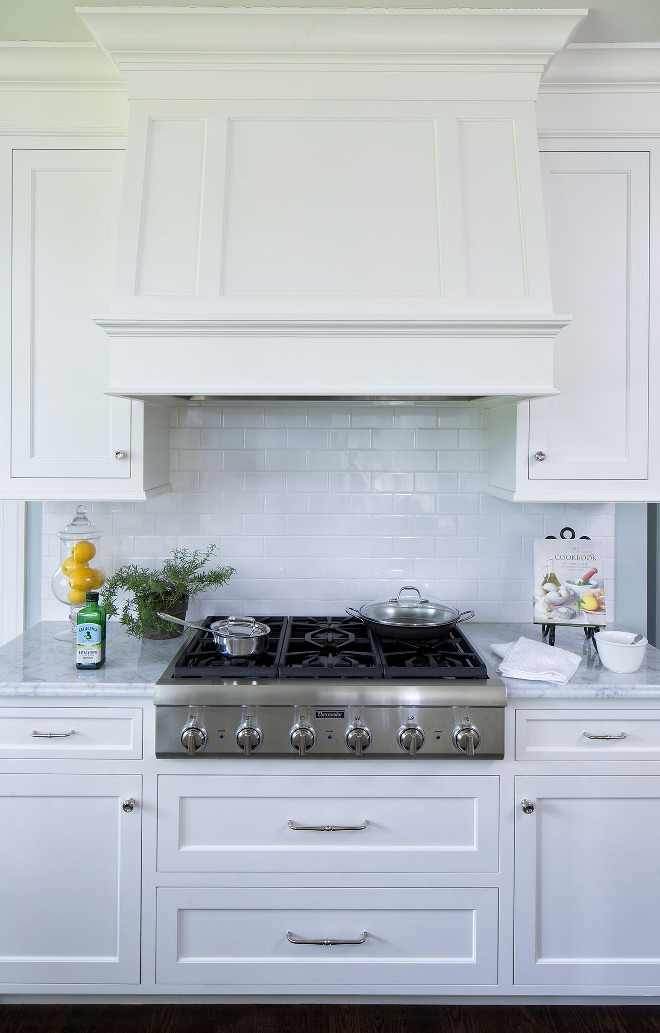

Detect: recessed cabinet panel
[157,773,500,874]
[11,149,131,480]
[459,119,526,297]
[156,887,499,988]
[222,118,442,297]
[530,151,649,481]
[515,775,660,986]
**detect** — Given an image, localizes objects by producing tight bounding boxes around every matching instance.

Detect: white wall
[39,402,615,623]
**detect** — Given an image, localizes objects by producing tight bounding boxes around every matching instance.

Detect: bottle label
[77,622,102,665]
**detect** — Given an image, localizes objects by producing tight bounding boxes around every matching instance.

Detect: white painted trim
[0,42,121,84]
[0,501,26,646]
[77,8,588,68]
[541,43,660,90]
[94,315,571,339]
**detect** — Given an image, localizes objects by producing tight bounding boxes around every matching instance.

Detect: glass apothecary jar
[51,505,106,640]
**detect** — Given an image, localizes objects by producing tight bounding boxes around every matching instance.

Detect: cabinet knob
[521,799,535,815]
[122,798,136,813]
[114,450,127,460]
[534,451,547,462]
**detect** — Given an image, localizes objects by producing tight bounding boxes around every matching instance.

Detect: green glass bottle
[76,591,107,670]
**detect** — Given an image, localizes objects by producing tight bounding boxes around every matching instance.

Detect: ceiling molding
[0,41,122,84]
[541,42,660,90]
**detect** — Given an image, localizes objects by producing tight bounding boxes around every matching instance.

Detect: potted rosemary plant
[101,544,235,640]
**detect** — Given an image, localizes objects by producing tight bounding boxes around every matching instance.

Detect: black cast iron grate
[167,615,488,681]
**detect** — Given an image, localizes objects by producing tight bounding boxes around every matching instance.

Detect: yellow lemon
[89,568,105,589]
[67,587,88,605]
[61,556,77,576]
[68,567,97,592]
[72,539,96,564]
[581,594,599,611]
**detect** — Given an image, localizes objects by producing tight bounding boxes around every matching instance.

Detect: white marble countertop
[0,620,659,700]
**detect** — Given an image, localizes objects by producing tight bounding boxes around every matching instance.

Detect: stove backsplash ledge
[40,403,615,624]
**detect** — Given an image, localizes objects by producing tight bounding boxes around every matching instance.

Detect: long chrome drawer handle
[582,731,627,741]
[287,931,368,946]
[31,729,76,738]
[287,820,368,832]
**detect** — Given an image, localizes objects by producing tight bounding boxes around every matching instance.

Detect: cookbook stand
[540,527,604,647]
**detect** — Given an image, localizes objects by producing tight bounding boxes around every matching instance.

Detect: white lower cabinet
[0,773,141,984]
[156,887,499,989]
[514,774,660,987]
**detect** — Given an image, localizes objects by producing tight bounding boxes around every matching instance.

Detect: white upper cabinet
[488,146,656,502]
[0,142,169,500]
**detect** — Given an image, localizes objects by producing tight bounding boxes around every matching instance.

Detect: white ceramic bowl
[594,630,647,673]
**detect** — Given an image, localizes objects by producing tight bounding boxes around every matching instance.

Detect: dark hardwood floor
[1,1005,660,1033]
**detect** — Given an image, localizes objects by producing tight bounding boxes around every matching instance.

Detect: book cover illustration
[533,539,607,626]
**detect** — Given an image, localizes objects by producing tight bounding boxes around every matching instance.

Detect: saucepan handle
[456,610,475,624]
[345,607,365,622]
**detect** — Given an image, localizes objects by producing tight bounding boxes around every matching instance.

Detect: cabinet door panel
[530,151,649,481]
[515,775,660,986]
[0,773,141,984]
[11,149,131,479]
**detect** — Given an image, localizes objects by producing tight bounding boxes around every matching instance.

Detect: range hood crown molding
[76,5,587,405]
[78,7,588,78]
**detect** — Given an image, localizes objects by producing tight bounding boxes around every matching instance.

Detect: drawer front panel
[157,774,500,874]
[515,709,660,761]
[0,708,143,759]
[156,887,499,988]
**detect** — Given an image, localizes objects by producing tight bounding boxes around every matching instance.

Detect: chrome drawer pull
[287,820,368,832]
[31,729,76,739]
[287,931,368,946]
[582,731,627,741]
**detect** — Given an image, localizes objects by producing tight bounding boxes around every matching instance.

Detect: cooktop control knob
[236,722,262,755]
[452,724,481,756]
[397,724,425,755]
[345,724,372,756]
[290,722,316,756]
[181,724,207,755]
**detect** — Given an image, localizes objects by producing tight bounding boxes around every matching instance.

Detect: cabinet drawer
[515,709,660,761]
[0,708,143,759]
[157,774,499,874]
[156,887,498,989]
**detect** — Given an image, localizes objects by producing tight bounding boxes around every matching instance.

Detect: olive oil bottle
[76,591,107,670]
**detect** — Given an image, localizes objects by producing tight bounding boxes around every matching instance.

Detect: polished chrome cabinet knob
[452,724,481,756]
[534,450,547,462]
[290,723,315,756]
[397,725,425,755]
[345,725,372,755]
[521,799,535,814]
[113,450,127,460]
[122,798,136,813]
[236,723,262,755]
[181,725,207,755]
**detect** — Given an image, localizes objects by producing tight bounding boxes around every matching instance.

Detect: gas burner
[303,626,356,650]
[375,628,488,680]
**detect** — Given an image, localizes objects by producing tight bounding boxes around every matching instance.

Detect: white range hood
[78,6,586,404]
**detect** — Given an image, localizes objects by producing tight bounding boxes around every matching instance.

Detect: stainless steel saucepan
[157,613,270,656]
[346,585,474,641]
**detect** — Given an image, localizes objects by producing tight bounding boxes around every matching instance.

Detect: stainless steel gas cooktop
[155,615,505,759]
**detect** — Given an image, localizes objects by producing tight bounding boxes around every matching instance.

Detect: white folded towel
[491,636,582,685]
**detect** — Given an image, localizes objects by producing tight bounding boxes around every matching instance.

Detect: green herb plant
[101,544,235,640]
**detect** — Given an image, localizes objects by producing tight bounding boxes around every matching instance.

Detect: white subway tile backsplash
[41,403,615,623]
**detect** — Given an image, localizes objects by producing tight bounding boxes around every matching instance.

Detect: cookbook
[533,539,607,627]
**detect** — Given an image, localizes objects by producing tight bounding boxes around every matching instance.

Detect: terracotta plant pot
[144,595,189,640]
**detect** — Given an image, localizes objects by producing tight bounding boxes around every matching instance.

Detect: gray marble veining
[0,620,659,700]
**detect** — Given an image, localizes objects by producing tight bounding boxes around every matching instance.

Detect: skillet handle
[345,607,365,622]
[456,610,475,624]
